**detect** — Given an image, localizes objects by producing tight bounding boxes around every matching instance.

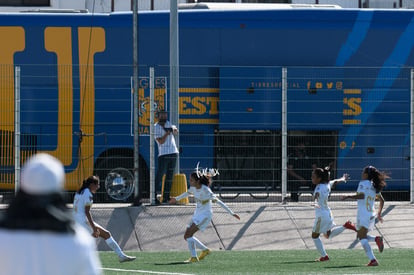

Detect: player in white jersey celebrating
[343,165,386,266]
[169,165,240,263]
[311,166,357,262]
[73,175,136,263]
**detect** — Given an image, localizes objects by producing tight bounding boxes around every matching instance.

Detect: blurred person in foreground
[0,153,102,275]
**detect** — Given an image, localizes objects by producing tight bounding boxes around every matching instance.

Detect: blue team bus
[0,4,413,201]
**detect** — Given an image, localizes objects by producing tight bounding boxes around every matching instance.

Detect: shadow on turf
[281,260,318,264]
[281,260,359,268]
[154,262,191,266]
[324,265,359,269]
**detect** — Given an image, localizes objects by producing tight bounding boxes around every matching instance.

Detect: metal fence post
[282,67,287,203]
[132,0,140,204]
[150,67,156,205]
[14,66,21,194]
[411,68,414,204]
[170,0,179,173]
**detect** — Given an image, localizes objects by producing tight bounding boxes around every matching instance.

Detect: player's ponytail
[313,167,330,183]
[364,166,387,193]
[193,162,218,186]
[77,175,99,194]
[190,172,210,186]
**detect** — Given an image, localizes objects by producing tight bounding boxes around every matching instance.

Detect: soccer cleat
[199,249,211,260]
[119,255,136,263]
[315,255,330,262]
[375,236,384,253]
[343,220,357,232]
[367,259,379,266]
[184,257,199,263]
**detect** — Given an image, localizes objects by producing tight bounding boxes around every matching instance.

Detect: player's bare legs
[184,223,201,263]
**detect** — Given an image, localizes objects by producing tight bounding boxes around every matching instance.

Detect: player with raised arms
[169,163,240,263]
[311,166,357,262]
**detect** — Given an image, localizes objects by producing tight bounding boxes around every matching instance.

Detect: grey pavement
[90,201,414,252]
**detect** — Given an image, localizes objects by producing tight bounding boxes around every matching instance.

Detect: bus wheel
[104,167,134,201]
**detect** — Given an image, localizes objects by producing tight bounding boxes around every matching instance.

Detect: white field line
[342,274,414,275]
[101,267,195,275]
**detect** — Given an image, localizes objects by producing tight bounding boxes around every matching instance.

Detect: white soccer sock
[360,238,375,260]
[186,237,197,257]
[328,226,345,239]
[313,237,327,256]
[105,236,125,257]
[192,236,208,251]
[367,235,376,242]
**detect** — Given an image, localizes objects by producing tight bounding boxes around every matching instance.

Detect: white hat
[21,153,65,195]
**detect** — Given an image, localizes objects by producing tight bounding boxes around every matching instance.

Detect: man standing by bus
[287,142,314,202]
[154,110,179,204]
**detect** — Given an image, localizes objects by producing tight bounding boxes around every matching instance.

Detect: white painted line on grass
[341,273,414,275]
[102,267,195,275]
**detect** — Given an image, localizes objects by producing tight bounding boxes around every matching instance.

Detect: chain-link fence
[1,64,413,204]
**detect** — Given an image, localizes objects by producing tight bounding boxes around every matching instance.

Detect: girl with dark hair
[342,165,387,266]
[311,167,356,262]
[169,170,240,263]
[73,175,136,263]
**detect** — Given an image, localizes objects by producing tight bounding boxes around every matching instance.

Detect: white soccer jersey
[154,121,179,156]
[314,183,331,214]
[175,185,235,231]
[312,183,335,234]
[356,179,378,230]
[73,188,94,228]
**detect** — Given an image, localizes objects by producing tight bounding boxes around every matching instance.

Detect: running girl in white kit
[343,165,386,266]
[73,175,136,263]
[169,164,240,263]
[311,167,357,262]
